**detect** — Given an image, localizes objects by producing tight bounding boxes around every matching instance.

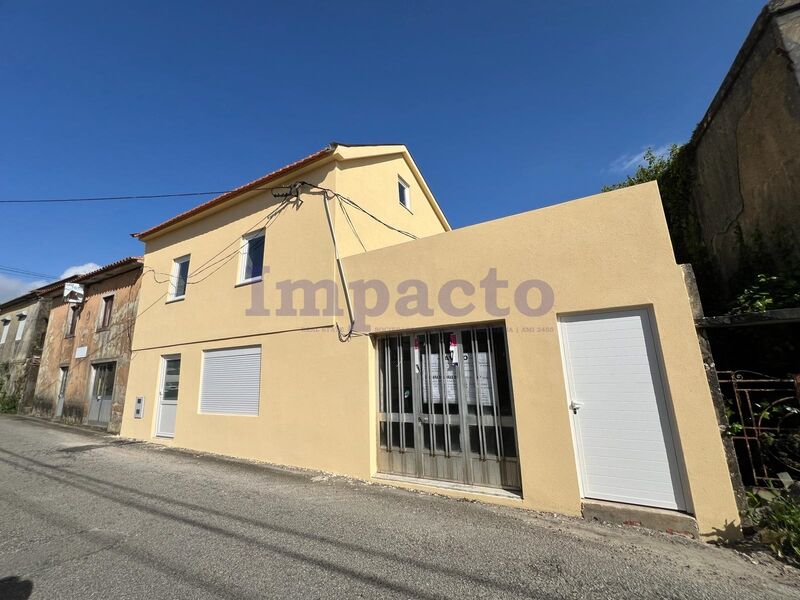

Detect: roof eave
[132,146,336,242]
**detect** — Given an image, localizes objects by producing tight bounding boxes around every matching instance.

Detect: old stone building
[0,288,62,413]
[32,257,143,433]
[688,0,800,298]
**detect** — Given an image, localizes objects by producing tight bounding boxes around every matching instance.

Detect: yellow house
[120,143,740,540]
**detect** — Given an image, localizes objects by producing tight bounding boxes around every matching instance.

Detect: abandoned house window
[170,255,190,300]
[0,318,9,344]
[67,306,79,337]
[14,314,26,341]
[199,346,261,416]
[239,229,265,284]
[99,295,114,329]
[398,177,411,211]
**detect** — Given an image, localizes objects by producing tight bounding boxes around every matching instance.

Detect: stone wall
[689,0,800,299]
[0,295,51,413]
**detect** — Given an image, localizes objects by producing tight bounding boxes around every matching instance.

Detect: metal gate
[719,370,800,487]
[377,325,521,492]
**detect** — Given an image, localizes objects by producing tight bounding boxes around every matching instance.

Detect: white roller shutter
[200,346,261,415]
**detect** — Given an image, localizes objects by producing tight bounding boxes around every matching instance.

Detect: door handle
[569,401,583,414]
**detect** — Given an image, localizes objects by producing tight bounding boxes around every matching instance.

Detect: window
[57,366,69,399]
[200,346,261,415]
[398,177,411,211]
[0,319,9,344]
[239,230,265,284]
[67,306,79,337]
[170,255,190,300]
[99,295,114,329]
[14,314,26,342]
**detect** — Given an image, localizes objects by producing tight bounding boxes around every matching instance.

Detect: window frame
[398,176,411,212]
[66,305,79,338]
[14,313,27,342]
[0,318,10,344]
[168,255,191,302]
[237,229,266,286]
[98,294,114,330]
[57,365,69,398]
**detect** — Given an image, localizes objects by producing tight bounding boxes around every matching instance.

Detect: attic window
[398,177,411,211]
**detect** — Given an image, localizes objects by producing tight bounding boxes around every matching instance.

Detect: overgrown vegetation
[0,363,18,414]
[748,486,800,560]
[602,143,718,308]
[731,273,800,313]
[602,145,681,192]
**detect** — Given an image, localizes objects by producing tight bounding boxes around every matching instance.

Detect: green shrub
[748,486,800,559]
[731,273,800,314]
[0,364,16,413]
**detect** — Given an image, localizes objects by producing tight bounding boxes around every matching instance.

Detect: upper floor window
[170,255,190,300]
[99,295,114,329]
[398,177,411,211]
[239,230,265,284]
[67,305,79,337]
[14,314,26,342]
[0,318,9,344]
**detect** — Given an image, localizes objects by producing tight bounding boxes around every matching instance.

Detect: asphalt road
[0,415,798,599]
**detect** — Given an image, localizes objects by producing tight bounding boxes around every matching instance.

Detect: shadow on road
[0,445,555,599]
[0,576,33,600]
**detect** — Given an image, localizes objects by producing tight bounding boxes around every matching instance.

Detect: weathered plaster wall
[33,266,142,432]
[690,1,800,294]
[1,296,51,412]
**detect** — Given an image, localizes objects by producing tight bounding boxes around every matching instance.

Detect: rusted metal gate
[718,370,800,487]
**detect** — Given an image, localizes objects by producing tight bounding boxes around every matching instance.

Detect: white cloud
[0,274,48,304]
[609,144,673,173]
[0,262,101,304]
[59,262,101,278]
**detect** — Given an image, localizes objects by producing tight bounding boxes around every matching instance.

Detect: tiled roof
[33,257,142,296]
[132,146,335,240]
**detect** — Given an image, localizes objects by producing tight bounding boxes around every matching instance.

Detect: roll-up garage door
[200,346,261,415]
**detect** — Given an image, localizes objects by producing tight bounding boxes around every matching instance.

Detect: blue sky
[0,0,763,300]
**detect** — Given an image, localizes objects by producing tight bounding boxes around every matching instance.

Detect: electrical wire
[298,181,418,240]
[140,194,295,291]
[337,197,367,252]
[0,187,280,204]
[0,265,59,280]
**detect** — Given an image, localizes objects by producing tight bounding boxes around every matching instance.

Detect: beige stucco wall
[340,182,739,539]
[122,149,449,467]
[120,161,739,541]
[333,152,448,256]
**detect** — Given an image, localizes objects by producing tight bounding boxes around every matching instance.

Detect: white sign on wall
[75,346,88,358]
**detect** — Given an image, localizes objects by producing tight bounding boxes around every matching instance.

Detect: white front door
[559,309,686,510]
[156,355,181,438]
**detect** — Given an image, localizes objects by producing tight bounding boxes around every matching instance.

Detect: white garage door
[559,309,686,510]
